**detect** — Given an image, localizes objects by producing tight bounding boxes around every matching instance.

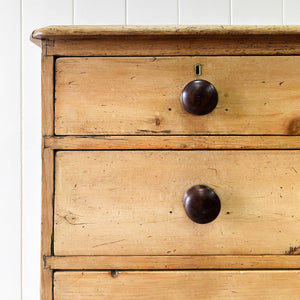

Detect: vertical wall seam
[125,0,128,25]
[72,0,75,25]
[20,0,23,298]
[177,0,180,25]
[282,0,285,25]
[230,0,232,25]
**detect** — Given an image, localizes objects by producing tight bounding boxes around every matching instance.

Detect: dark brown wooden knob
[180,80,218,115]
[183,185,221,224]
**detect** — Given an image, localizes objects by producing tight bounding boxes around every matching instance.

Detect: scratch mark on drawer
[92,239,126,248]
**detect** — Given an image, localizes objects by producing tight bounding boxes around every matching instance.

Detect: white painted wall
[1,0,299,299]
[0,1,21,299]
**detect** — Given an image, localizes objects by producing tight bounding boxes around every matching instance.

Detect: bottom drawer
[54,271,300,299]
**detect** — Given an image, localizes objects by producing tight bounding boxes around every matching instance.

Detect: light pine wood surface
[45,135,300,150]
[32,25,300,40]
[55,56,300,135]
[54,270,300,299]
[32,26,300,56]
[46,255,300,270]
[46,35,300,56]
[35,27,300,299]
[41,56,54,300]
[54,150,300,256]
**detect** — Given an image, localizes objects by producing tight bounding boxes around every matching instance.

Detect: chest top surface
[31,25,300,56]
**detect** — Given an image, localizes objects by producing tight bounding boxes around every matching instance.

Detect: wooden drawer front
[54,150,300,255]
[54,271,300,299]
[55,56,300,135]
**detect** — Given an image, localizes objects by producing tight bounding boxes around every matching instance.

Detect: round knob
[183,185,221,224]
[180,80,218,115]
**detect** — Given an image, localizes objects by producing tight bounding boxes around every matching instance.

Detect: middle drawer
[54,150,299,256]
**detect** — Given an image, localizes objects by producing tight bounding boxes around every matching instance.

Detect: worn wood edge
[41,148,54,300]
[53,270,300,299]
[44,136,300,150]
[42,56,54,134]
[31,25,300,42]
[30,30,41,47]
[45,255,300,270]
[46,35,300,56]
[41,56,54,300]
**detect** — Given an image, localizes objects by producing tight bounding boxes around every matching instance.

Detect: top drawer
[55,56,300,135]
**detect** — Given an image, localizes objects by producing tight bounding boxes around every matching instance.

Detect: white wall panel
[75,0,125,25]
[283,0,300,24]
[127,0,178,25]
[22,1,72,299]
[179,0,230,25]
[232,0,283,25]
[0,0,21,299]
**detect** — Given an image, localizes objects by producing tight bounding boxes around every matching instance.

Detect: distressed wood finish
[41,55,54,300]
[46,255,300,270]
[55,56,300,135]
[32,27,300,298]
[41,148,54,299]
[46,35,300,56]
[54,150,300,256]
[45,135,300,150]
[31,26,300,56]
[54,271,300,299]
[31,25,300,40]
[42,55,54,135]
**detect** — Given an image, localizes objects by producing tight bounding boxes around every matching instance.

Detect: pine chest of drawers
[32,26,300,299]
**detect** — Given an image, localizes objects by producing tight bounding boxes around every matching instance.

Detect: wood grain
[42,56,54,135]
[41,56,54,300]
[36,27,300,297]
[45,135,300,150]
[54,150,300,256]
[46,255,300,270]
[46,35,300,56]
[31,26,300,51]
[54,270,300,299]
[32,25,300,40]
[55,56,300,135]
[41,148,54,299]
